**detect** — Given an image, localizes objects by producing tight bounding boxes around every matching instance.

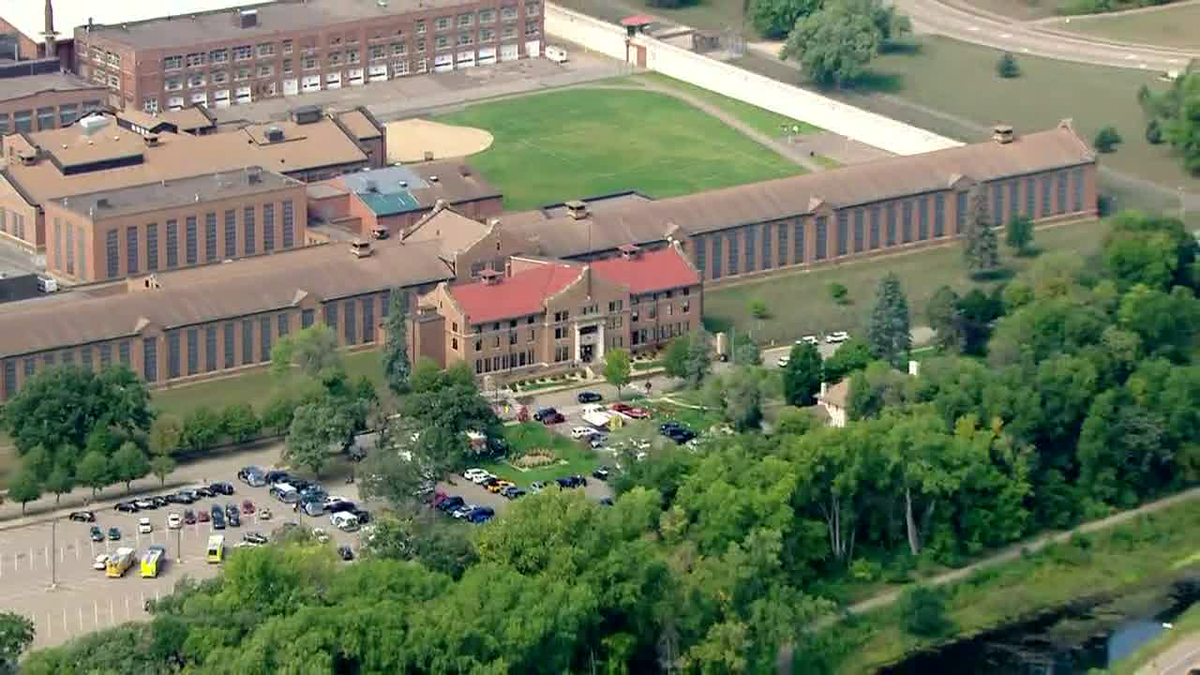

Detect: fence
[544,3,962,156]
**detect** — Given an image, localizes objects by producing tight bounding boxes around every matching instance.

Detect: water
[880,580,1200,675]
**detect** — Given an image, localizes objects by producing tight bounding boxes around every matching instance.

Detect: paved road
[1141,637,1200,675]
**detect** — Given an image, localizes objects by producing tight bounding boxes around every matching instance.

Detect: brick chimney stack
[42,0,58,60]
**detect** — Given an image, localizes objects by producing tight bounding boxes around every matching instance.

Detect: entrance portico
[574,321,605,364]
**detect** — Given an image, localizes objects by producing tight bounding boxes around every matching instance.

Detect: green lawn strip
[703,217,1111,344]
[475,422,602,486]
[632,359,662,371]
[1058,3,1200,50]
[814,154,842,169]
[437,88,802,211]
[1110,602,1200,675]
[632,72,823,138]
[552,0,745,31]
[512,377,578,393]
[153,349,385,419]
[831,499,1200,673]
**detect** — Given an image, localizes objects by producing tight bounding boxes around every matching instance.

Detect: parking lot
[0,469,370,649]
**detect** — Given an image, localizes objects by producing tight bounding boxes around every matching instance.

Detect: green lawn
[630,72,822,139]
[704,218,1111,343]
[478,422,602,485]
[736,37,1195,192]
[832,497,1200,673]
[1059,3,1200,49]
[153,349,385,419]
[554,0,745,30]
[437,88,803,210]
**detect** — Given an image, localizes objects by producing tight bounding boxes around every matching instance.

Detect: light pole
[48,519,58,590]
[175,527,182,564]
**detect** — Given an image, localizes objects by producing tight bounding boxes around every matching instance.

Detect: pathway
[1139,635,1200,675]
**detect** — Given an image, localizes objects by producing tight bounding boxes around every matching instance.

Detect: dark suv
[532,407,558,422]
[577,391,603,404]
[210,482,235,496]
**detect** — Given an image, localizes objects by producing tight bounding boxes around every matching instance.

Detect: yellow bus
[140,546,165,578]
[206,535,224,564]
[106,547,135,578]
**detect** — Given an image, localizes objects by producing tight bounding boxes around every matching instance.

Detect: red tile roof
[590,247,699,294]
[449,262,582,324]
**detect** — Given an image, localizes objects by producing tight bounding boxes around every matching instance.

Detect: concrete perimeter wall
[544,3,962,156]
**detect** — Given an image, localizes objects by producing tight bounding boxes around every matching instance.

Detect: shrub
[750,299,771,320]
[829,282,850,305]
[900,586,955,638]
[1145,118,1163,145]
[1094,125,1123,153]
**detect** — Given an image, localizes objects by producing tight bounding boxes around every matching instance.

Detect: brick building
[72,0,545,113]
[41,167,307,283]
[0,105,383,255]
[0,58,105,135]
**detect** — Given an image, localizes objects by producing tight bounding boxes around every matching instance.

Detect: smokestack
[43,0,58,58]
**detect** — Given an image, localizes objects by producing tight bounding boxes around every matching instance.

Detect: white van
[330,512,359,532]
[545,45,568,64]
[36,276,58,293]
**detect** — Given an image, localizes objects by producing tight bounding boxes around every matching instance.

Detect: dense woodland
[9,211,1200,674]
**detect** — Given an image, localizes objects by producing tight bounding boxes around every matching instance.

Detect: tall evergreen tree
[963,186,1000,274]
[867,272,911,368]
[382,288,411,396]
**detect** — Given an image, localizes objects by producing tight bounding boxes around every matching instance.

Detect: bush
[1145,118,1163,145]
[180,407,223,453]
[900,586,955,638]
[749,299,771,320]
[996,52,1020,78]
[1094,125,1123,153]
[829,282,850,305]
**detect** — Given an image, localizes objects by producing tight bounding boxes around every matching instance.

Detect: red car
[242,499,255,514]
[541,412,566,425]
[611,403,650,419]
[197,510,210,523]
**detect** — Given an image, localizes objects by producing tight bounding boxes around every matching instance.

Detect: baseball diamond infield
[386,118,495,163]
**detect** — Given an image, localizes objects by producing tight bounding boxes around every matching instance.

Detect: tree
[261,393,299,435]
[149,453,176,488]
[0,611,35,672]
[284,398,357,477]
[901,586,954,637]
[822,337,873,382]
[867,272,911,368]
[401,362,501,474]
[1102,211,1198,291]
[782,0,881,87]
[704,368,768,431]
[147,416,182,457]
[684,330,714,388]
[734,340,762,366]
[1,365,153,461]
[43,464,74,504]
[112,441,150,493]
[926,286,964,352]
[7,469,41,515]
[663,337,691,380]
[749,299,771,320]
[782,342,823,406]
[829,282,850,304]
[180,407,223,453]
[749,0,821,39]
[962,185,1000,274]
[604,349,632,400]
[1138,68,1200,174]
[1006,215,1035,256]
[382,288,412,396]
[75,450,111,497]
[995,52,1020,78]
[270,324,343,381]
[1093,125,1123,153]
[220,403,261,444]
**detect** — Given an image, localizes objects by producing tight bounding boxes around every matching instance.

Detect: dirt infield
[386,118,495,163]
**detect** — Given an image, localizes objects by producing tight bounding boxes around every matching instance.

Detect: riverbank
[827,497,1200,673]
[1111,603,1200,675]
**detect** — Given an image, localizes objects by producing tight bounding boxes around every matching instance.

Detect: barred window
[1072,167,1085,212]
[1025,177,1036,218]
[53,219,62,271]
[902,201,914,243]
[282,201,294,248]
[99,344,112,368]
[934,195,946,237]
[344,301,358,345]
[711,236,723,280]
[167,332,181,379]
[65,220,75,275]
[794,219,805,263]
[777,222,788,267]
[727,232,739,276]
[205,326,217,372]
[264,205,275,251]
[245,206,257,255]
[836,211,849,256]
[3,361,15,400]
[302,309,315,329]
[869,206,881,249]
[744,226,756,273]
[694,236,706,276]
[242,319,253,365]
[814,216,827,261]
[853,209,864,253]
[146,223,159,271]
[186,329,199,376]
[918,196,929,241]
[1041,175,1053,217]
[167,220,179,268]
[224,323,235,369]
[324,303,338,330]
[992,184,1004,226]
[127,225,139,275]
[106,229,119,278]
[185,216,198,265]
[956,192,968,234]
[143,338,158,382]
[260,317,272,363]
[362,297,375,343]
[1008,181,1019,225]
[278,314,289,337]
[886,203,897,246]
[224,210,237,259]
[1056,172,1068,214]
[205,212,218,262]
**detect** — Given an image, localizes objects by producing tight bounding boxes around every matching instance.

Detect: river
[879,578,1200,674]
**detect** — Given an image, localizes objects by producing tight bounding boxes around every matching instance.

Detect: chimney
[565,200,588,220]
[350,239,372,258]
[43,0,57,58]
[235,8,258,28]
[908,360,920,378]
[992,124,1014,144]
[144,133,159,147]
[479,269,501,285]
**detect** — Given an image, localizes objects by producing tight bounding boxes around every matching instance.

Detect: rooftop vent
[618,243,641,259]
[992,124,1014,144]
[247,166,263,184]
[265,126,284,143]
[236,8,258,29]
[290,104,323,125]
[565,200,589,220]
[79,115,109,136]
[144,133,159,147]
[96,197,111,208]
[479,269,501,285]
[16,149,37,166]
[350,239,373,258]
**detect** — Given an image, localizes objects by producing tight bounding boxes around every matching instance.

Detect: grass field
[630,72,823,139]
[555,0,744,31]
[1058,3,1200,49]
[832,497,1200,673]
[736,37,1194,192]
[478,422,601,484]
[437,88,802,210]
[703,218,1112,343]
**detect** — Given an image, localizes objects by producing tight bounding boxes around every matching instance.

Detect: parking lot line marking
[109,599,114,624]
[29,547,33,570]
[125,596,130,619]
[78,607,82,632]
[62,608,67,635]
[46,611,52,641]
[140,591,145,611]
[92,601,97,627]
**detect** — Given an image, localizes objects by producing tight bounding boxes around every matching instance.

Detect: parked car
[93,554,110,571]
[466,507,495,524]
[210,481,235,496]
[183,509,196,525]
[600,497,615,507]
[589,435,609,449]
[151,496,170,508]
[826,331,850,343]
[487,480,515,494]
[532,407,558,422]
[437,496,465,513]
[797,335,820,346]
[115,502,138,514]
[138,517,152,534]
[264,470,289,486]
[242,500,255,514]
[107,527,121,541]
[327,500,357,514]
[577,391,603,404]
[312,528,330,544]
[224,503,239,518]
[501,486,525,499]
[167,513,183,529]
[451,504,477,519]
[350,508,371,524]
[172,492,196,505]
[541,412,566,425]
[198,510,210,523]
[776,356,790,368]
[257,508,273,520]
[211,505,225,529]
[298,500,325,517]
[529,481,546,493]
[134,498,156,510]
[227,510,241,528]
[243,532,268,545]
[194,486,215,499]
[611,403,650,419]
[571,426,601,440]
[469,471,495,485]
[592,466,611,481]
[337,545,355,561]
[69,511,96,523]
[90,526,104,542]
[556,475,587,489]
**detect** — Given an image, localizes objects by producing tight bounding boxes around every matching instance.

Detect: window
[65,223,74,275]
[344,301,357,345]
[480,8,496,23]
[791,219,805,263]
[694,236,707,275]
[761,223,773,269]
[457,33,474,47]
[143,338,158,382]
[836,211,849,256]
[1025,177,1036,218]
[868,206,881,249]
[164,77,182,91]
[934,194,946,237]
[711,236,723,280]
[260,317,272,363]
[2,361,13,399]
[0,113,7,135]
[106,229,119,278]
[1072,167,1085,212]
[1041,175,1053,217]
[853,209,865,252]
[234,67,251,81]
[282,59,293,74]
[329,52,343,66]
[166,220,178,268]
[278,313,289,338]
[187,73,206,88]
[242,320,253,365]
[202,326,216,373]
[185,216,197,265]
[35,106,54,130]
[186,52,205,68]
[211,48,229,63]
[918,196,929,241]
[234,45,253,61]
[208,70,227,85]
[106,74,120,89]
[167,332,181,379]
[224,323,235,369]
[164,55,183,70]
[526,1,541,14]
[257,43,275,57]
[244,206,256,254]
[12,110,31,133]
[81,346,92,371]
[480,28,495,42]
[502,5,518,21]
[392,42,407,55]
[303,55,317,70]
[744,225,756,273]
[53,219,62,271]
[416,19,427,34]
[363,298,375,343]
[727,231,739,275]
[186,329,199,375]
[324,303,337,330]
[956,191,968,234]
[59,103,79,126]
[370,44,385,60]
[99,344,111,368]
[126,225,139,275]
[901,201,914,243]
[302,309,315,329]
[458,13,473,27]
[1055,172,1068,214]
[106,51,121,67]
[119,341,131,366]
[205,212,218,262]
[394,60,409,75]
[815,216,827,260]
[257,64,273,78]
[991,184,1004,226]
[281,201,293,248]
[777,220,788,267]
[435,16,452,30]
[435,35,450,49]
[264,204,276,251]
[1008,181,1019,225]
[502,25,517,40]
[525,20,540,36]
